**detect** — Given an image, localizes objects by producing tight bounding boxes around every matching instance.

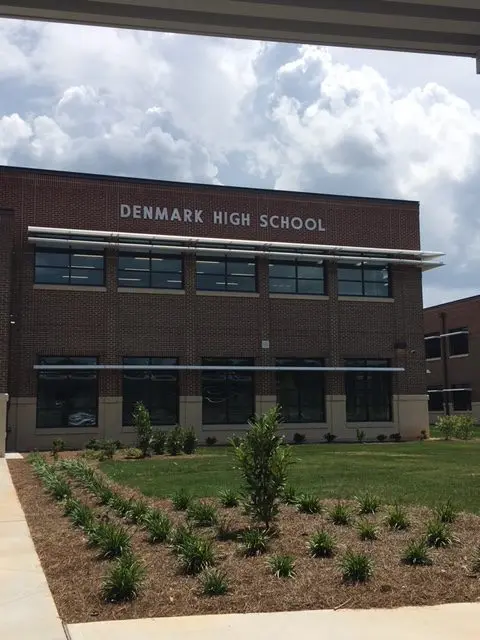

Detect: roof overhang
[1,1,480,65]
[27,226,444,271]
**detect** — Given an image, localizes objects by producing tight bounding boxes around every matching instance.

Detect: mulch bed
[8,457,480,624]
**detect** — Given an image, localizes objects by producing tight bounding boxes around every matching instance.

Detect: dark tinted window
[428,387,444,412]
[338,263,390,298]
[449,328,469,356]
[269,260,325,295]
[118,254,183,289]
[202,358,254,424]
[276,358,325,423]
[196,258,256,292]
[425,333,441,359]
[345,358,392,422]
[452,384,471,411]
[35,249,104,286]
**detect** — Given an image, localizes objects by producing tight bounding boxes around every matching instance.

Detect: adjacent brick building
[424,296,480,423]
[0,166,443,452]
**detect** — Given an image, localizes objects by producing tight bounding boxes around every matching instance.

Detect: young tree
[133,402,152,457]
[233,406,293,530]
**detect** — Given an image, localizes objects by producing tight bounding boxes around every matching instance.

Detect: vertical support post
[440,311,449,416]
[0,393,8,457]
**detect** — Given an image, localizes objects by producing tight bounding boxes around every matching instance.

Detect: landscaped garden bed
[8,448,480,624]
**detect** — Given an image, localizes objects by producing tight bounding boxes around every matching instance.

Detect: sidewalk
[0,458,66,640]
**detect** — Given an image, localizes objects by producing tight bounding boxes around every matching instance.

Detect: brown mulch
[8,458,480,624]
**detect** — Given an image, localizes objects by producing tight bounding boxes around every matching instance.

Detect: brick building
[0,166,443,452]
[424,296,479,423]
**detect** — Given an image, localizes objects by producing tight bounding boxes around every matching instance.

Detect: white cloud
[0,19,479,306]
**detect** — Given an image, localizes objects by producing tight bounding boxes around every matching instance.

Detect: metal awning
[33,364,405,372]
[27,226,444,271]
[428,388,471,394]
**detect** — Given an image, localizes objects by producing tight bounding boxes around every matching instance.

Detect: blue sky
[1,18,479,306]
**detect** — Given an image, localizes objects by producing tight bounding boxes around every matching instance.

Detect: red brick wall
[0,167,426,400]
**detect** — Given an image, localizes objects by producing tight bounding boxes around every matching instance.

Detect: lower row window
[428,385,472,412]
[35,357,394,427]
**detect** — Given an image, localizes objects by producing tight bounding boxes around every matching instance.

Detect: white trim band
[33,364,405,372]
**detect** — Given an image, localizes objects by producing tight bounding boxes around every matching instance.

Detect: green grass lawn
[100,440,480,513]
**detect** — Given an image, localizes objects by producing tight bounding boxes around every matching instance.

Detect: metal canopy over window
[27,226,444,271]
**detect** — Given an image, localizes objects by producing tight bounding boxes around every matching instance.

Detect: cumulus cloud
[0,18,479,305]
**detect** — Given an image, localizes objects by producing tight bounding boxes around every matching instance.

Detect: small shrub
[91,522,132,559]
[63,497,80,517]
[109,494,132,518]
[436,415,457,441]
[70,502,95,531]
[51,438,65,460]
[218,488,239,508]
[187,501,218,527]
[123,447,143,459]
[97,486,115,506]
[309,530,336,558]
[456,415,476,441]
[296,493,322,514]
[27,451,43,465]
[166,425,184,456]
[170,524,195,552]
[183,427,198,455]
[241,528,269,556]
[172,488,192,511]
[216,517,237,541]
[133,401,153,457]
[205,436,217,447]
[470,547,480,574]
[402,539,432,566]
[329,502,352,526]
[324,432,337,443]
[143,509,172,544]
[340,550,373,583]
[283,485,298,505]
[151,430,167,455]
[48,476,72,501]
[177,535,215,575]
[356,429,366,443]
[357,520,378,541]
[229,434,241,448]
[357,491,381,515]
[434,499,458,524]
[376,434,387,442]
[419,429,428,441]
[102,552,145,602]
[126,499,149,524]
[267,554,296,578]
[200,568,229,596]
[385,504,410,531]
[425,519,454,548]
[292,432,306,445]
[389,432,402,442]
[100,440,117,460]
[85,439,102,450]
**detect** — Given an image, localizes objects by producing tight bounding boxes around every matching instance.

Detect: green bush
[356,429,366,443]
[323,432,337,443]
[183,427,198,455]
[70,502,95,531]
[425,519,454,548]
[51,438,65,461]
[123,447,143,459]
[240,528,269,557]
[177,535,215,575]
[216,517,237,541]
[47,476,72,501]
[218,488,239,508]
[99,440,117,460]
[296,493,322,514]
[385,504,410,531]
[402,539,432,566]
[376,434,387,442]
[187,501,218,527]
[126,498,149,524]
[102,552,145,602]
[171,488,192,511]
[308,530,336,558]
[357,520,378,541]
[456,415,476,441]
[151,430,167,455]
[63,497,80,517]
[329,502,352,526]
[205,436,217,447]
[267,554,296,578]
[389,433,402,442]
[143,509,172,544]
[89,522,132,559]
[434,499,458,524]
[133,401,152,457]
[357,491,381,515]
[166,425,185,456]
[435,416,457,441]
[283,486,298,505]
[170,524,195,553]
[233,406,293,530]
[200,568,229,596]
[292,433,306,445]
[340,550,373,583]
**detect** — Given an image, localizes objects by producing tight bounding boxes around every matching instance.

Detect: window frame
[196,256,257,293]
[344,358,393,422]
[268,259,326,296]
[424,332,441,360]
[337,263,391,298]
[276,358,326,423]
[122,357,179,426]
[117,252,184,290]
[36,356,99,429]
[34,247,105,287]
[448,327,469,357]
[201,358,255,425]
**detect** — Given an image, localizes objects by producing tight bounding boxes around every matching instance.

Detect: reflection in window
[35,249,104,286]
[122,358,179,425]
[276,358,325,423]
[196,257,256,292]
[449,328,469,357]
[345,359,392,422]
[269,260,325,295]
[202,358,254,424]
[37,357,98,428]
[338,263,390,298]
[425,332,441,359]
[118,253,183,289]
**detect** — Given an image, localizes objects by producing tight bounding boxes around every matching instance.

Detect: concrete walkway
[0,458,66,640]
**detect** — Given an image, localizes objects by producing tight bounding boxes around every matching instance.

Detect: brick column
[0,210,14,455]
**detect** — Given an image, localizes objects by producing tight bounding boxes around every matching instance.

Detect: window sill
[280,423,328,430]
[426,357,441,362]
[202,423,251,431]
[269,294,328,300]
[196,291,260,298]
[449,353,469,359]
[34,284,107,292]
[346,423,394,428]
[35,426,99,434]
[117,288,185,295]
[338,296,394,303]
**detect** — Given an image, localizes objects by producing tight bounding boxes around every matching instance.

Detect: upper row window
[34,249,390,298]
